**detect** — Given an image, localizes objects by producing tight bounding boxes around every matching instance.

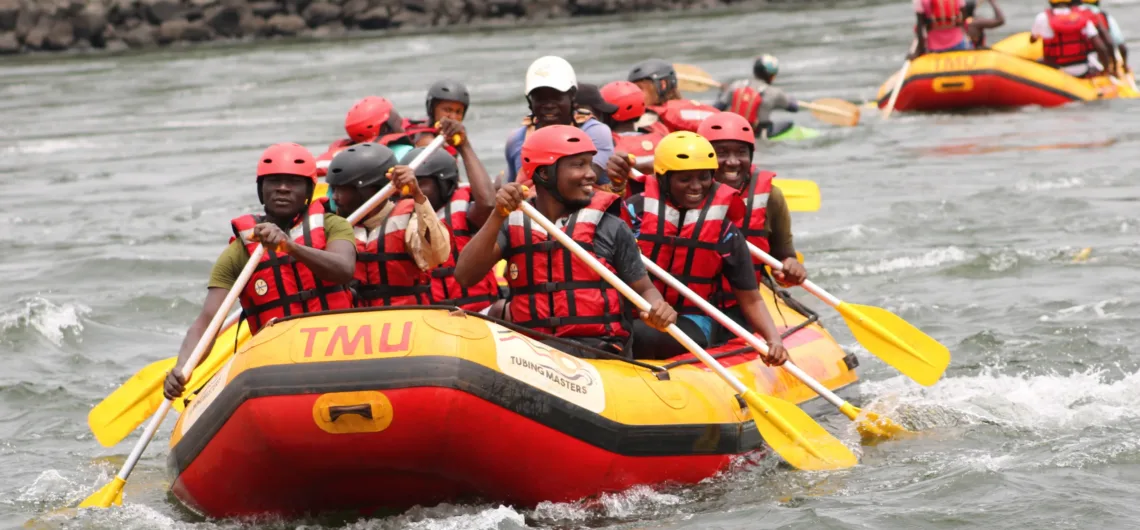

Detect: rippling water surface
[4,1,1140,528]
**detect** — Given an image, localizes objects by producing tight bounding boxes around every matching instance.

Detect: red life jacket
[1044,9,1095,67]
[230,199,353,334]
[717,166,775,309]
[648,99,720,133]
[352,199,433,307]
[504,192,628,339]
[613,129,666,165]
[430,186,500,311]
[923,0,964,30]
[728,85,764,126]
[638,176,742,315]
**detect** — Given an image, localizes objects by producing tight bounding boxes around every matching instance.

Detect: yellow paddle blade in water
[837,402,912,443]
[740,390,857,471]
[674,63,722,92]
[772,178,821,212]
[87,322,249,447]
[77,477,124,508]
[837,303,950,387]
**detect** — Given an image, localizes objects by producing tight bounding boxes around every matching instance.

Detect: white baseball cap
[525,55,577,95]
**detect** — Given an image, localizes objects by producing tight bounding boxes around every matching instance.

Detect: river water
[3,0,1140,528]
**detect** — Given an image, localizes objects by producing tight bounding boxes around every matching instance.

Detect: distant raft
[167,294,858,518]
[876,33,1138,112]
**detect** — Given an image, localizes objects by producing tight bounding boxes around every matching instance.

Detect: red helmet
[521,125,596,182]
[344,96,394,143]
[600,81,646,122]
[697,112,756,149]
[256,142,317,181]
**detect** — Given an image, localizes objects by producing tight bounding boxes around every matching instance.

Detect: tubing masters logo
[494,329,606,413]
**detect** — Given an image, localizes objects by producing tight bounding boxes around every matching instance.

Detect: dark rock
[0,30,18,53]
[392,9,427,27]
[240,12,267,36]
[306,19,344,36]
[142,0,183,25]
[340,0,369,23]
[282,0,313,15]
[302,2,341,27]
[0,0,19,32]
[44,19,75,50]
[74,4,109,42]
[22,17,50,49]
[181,19,214,40]
[486,0,524,18]
[121,23,155,47]
[107,0,139,25]
[15,5,41,40]
[569,0,618,15]
[62,1,87,18]
[104,37,128,51]
[123,15,143,29]
[266,13,306,35]
[249,1,282,18]
[156,18,188,43]
[356,7,391,29]
[205,4,245,37]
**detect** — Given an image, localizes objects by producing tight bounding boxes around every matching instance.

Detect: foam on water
[2,139,98,156]
[341,504,527,530]
[861,366,1140,431]
[530,485,686,525]
[0,297,90,347]
[819,247,968,277]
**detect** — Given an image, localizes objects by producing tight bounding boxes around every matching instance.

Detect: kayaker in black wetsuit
[713,55,801,139]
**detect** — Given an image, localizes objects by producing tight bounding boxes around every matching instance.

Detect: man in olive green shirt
[164,143,357,401]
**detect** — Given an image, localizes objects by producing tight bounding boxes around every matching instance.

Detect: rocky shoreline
[0,0,769,56]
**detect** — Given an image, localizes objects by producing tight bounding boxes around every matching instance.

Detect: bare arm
[914,14,928,55]
[459,143,495,228]
[1091,34,1114,73]
[285,239,356,284]
[630,275,665,307]
[455,214,504,287]
[984,0,1004,28]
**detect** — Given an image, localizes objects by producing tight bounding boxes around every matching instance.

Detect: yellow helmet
[653,131,719,176]
[1080,0,1099,5]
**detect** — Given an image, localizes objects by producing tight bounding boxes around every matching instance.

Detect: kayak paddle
[631,167,819,213]
[641,257,910,442]
[517,198,857,471]
[749,243,950,386]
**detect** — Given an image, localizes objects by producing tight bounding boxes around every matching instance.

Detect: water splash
[0,297,90,347]
[819,247,968,277]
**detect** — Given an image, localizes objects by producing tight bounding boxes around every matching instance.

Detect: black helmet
[627,59,677,100]
[425,79,470,119]
[325,143,399,189]
[400,147,459,199]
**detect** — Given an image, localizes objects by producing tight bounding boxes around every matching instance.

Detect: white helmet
[524,55,577,95]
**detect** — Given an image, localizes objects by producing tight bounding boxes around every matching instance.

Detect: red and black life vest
[638,176,742,314]
[716,165,776,308]
[430,186,500,310]
[1044,9,1095,67]
[402,117,460,157]
[648,99,720,133]
[230,199,353,334]
[315,133,417,177]
[352,199,433,307]
[504,192,628,338]
[728,85,765,126]
[923,0,965,30]
[613,129,667,166]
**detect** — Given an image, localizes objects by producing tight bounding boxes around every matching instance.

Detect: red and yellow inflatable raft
[167,293,858,518]
[876,33,1137,112]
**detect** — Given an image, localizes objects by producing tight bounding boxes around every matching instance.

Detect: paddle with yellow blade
[517,199,857,471]
[632,167,819,213]
[672,63,861,127]
[640,257,909,442]
[749,243,950,387]
[80,137,450,509]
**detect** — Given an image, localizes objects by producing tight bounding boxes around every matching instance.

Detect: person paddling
[401,120,502,313]
[965,0,1006,48]
[163,143,356,400]
[697,112,807,299]
[502,56,615,186]
[912,0,973,54]
[317,96,416,174]
[627,131,789,364]
[628,59,719,133]
[712,55,801,139]
[1078,0,1129,72]
[407,79,471,154]
[599,80,667,198]
[1030,0,1115,78]
[456,125,676,356]
[327,143,450,307]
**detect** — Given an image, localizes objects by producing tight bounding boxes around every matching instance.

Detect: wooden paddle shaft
[882,40,918,119]
[799,102,854,118]
[639,256,850,410]
[746,242,843,309]
[518,202,750,396]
